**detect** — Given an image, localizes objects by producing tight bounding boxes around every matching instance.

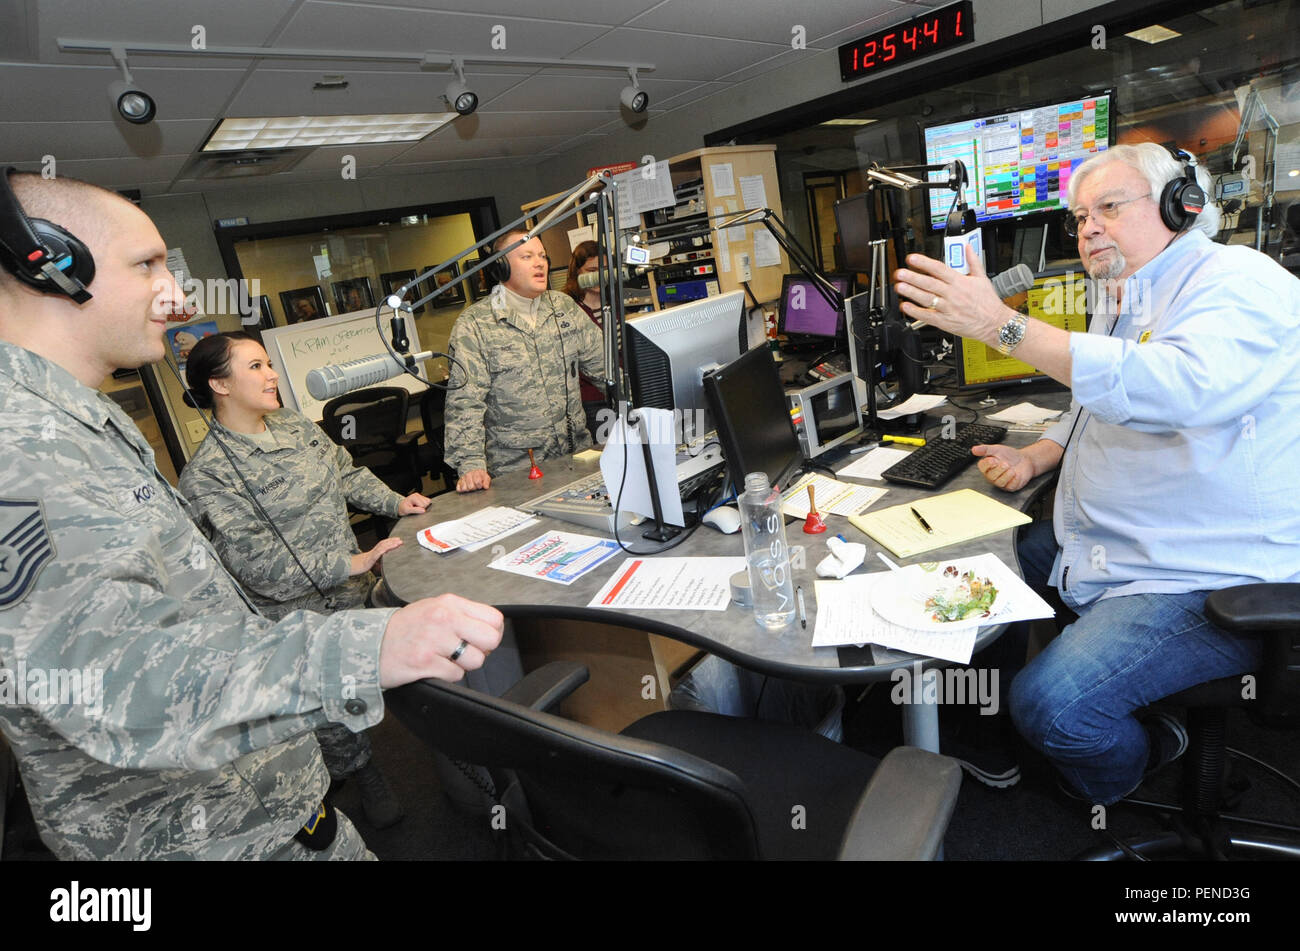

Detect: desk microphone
[306,349,435,401]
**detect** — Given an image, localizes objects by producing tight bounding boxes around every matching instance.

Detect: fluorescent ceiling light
[201,113,455,151]
[1125,25,1181,44]
[820,118,877,127]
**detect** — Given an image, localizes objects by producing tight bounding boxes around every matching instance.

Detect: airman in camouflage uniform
[445,285,605,478]
[0,171,503,859]
[0,343,385,859]
[179,408,403,619]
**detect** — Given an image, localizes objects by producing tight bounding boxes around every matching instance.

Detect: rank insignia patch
[0,499,55,610]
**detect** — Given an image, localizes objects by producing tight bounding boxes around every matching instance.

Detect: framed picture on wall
[380,269,424,315]
[331,276,374,314]
[280,285,327,324]
[423,261,466,306]
[244,294,276,331]
[462,256,491,299]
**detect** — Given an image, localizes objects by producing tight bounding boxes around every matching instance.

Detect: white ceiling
[0,0,942,196]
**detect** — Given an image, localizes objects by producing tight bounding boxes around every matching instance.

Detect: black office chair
[319,386,422,496]
[1077,583,1300,861]
[387,661,963,860]
[414,386,458,493]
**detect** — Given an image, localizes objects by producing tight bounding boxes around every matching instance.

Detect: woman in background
[564,240,609,441]
[179,331,429,829]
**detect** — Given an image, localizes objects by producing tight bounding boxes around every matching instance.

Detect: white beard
[1085,247,1127,280]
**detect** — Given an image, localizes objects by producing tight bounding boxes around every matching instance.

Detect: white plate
[870,563,1008,633]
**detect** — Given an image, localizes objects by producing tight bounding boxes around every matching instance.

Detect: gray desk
[384,390,1068,749]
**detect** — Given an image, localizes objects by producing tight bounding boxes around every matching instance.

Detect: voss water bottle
[737,472,796,630]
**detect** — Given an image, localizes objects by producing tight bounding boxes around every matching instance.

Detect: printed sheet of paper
[589,557,746,611]
[988,402,1064,425]
[567,225,595,251]
[417,507,536,553]
[613,161,675,218]
[713,208,731,272]
[781,473,886,519]
[752,230,782,268]
[838,446,911,481]
[739,174,768,211]
[489,531,621,585]
[876,393,947,420]
[709,162,736,197]
[460,517,539,553]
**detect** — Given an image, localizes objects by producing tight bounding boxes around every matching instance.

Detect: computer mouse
[702,506,742,534]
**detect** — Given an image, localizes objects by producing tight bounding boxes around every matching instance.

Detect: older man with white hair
[892,142,1300,805]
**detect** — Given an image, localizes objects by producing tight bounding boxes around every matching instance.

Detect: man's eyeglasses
[1063,194,1149,238]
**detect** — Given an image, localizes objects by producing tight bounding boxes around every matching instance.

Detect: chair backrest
[385,678,765,859]
[320,386,409,449]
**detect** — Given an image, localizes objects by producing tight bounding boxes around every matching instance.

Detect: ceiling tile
[0,119,215,164]
[565,28,786,82]
[395,130,572,162]
[440,111,614,139]
[38,0,297,67]
[278,2,609,60]
[626,0,903,45]
[314,0,663,25]
[18,154,194,189]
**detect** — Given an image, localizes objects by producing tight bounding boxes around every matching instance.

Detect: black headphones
[1158,148,1207,233]
[484,235,516,287]
[0,167,96,303]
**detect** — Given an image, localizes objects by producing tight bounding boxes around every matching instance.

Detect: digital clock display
[838,0,974,82]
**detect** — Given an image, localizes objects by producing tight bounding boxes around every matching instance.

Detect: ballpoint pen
[797,586,807,629]
[910,506,934,534]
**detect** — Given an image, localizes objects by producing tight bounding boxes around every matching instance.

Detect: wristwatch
[996,313,1029,355]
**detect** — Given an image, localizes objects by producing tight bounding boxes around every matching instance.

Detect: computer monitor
[776,273,852,346]
[625,290,747,443]
[923,92,1114,230]
[703,345,803,495]
[957,267,1090,389]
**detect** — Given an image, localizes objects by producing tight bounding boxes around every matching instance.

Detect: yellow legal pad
[847,488,1032,558]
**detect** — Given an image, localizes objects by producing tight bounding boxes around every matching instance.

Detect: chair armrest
[396,432,422,452]
[837,747,962,861]
[1205,584,1300,632]
[501,661,590,714]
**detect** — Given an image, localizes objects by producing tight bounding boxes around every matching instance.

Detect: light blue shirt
[1042,230,1300,608]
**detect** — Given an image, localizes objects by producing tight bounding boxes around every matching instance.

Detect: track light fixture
[107,46,156,124]
[620,67,649,114]
[444,58,478,116]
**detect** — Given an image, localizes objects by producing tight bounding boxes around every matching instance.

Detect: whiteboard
[262,308,428,421]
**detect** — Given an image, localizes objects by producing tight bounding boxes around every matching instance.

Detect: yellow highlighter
[882,435,926,447]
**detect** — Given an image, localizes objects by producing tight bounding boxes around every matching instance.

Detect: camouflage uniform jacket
[445,288,605,475]
[0,343,391,859]
[179,409,403,621]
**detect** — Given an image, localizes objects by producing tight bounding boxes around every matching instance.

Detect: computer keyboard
[879,422,1009,490]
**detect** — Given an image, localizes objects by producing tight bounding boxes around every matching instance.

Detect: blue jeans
[1008,520,1262,804]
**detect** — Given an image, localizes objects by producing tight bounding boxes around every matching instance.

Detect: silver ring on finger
[448,639,469,662]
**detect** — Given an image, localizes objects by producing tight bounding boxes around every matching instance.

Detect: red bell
[527,448,543,480]
[802,483,827,534]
